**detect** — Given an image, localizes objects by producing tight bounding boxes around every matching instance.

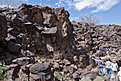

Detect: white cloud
[55,3,59,5]
[0,4,14,8]
[39,3,42,5]
[55,1,64,7]
[0,0,29,8]
[58,0,120,13]
[92,0,120,12]
[70,16,80,21]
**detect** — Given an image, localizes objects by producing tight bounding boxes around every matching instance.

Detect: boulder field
[0,4,121,81]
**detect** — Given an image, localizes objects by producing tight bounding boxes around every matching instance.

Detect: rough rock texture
[7,57,54,81]
[0,4,121,81]
[7,4,74,60]
[80,71,99,81]
[72,22,121,57]
[30,63,54,81]
[0,13,7,40]
[0,4,74,81]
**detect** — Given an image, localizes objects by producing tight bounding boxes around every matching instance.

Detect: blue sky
[0,0,121,25]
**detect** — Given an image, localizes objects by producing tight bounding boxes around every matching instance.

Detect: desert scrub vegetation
[80,14,100,26]
[0,62,7,80]
[54,72,71,81]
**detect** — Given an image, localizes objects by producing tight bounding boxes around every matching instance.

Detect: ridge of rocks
[0,4,121,81]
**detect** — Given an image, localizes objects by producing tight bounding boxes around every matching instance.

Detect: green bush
[6,14,10,18]
[0,62,7,80]
[54,72,69,81]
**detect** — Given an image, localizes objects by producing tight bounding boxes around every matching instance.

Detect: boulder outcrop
[0,3,121,81]
[7,57,54,81]
[0,13,7,40]
[72,22,121,57]
[6,4,74,60]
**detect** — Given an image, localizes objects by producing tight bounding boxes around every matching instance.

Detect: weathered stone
[54,53,63,60]
[80,71,99,81]
[30,72,52,81]
[86,64,92,71]
[7,41,21,54]
[70,64,78,70]
[11,65,20,80]
[0,13,7,40]
[7,64,18,70]
[21,64,32,74]
[53,62,60,69]
[30,63,54,81]
[63,59,71,66]
[79,55,89,68]
[4,4,74,60]
[12,57,30,66]
[0,8,9,13]
[0,3,120,81]
[18,69,28,81]
[63,66,74,74]
[30,63,51,74]
[5,35,16,41]
[73,72,80,79]
[73,56,78,62]
[42,27,57,35]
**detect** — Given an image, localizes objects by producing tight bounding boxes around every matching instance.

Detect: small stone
[53,62,60,69]
[63,59,71,66]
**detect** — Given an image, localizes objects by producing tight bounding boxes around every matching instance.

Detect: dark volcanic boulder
[80,71,99,81]
[0,8,9,13]
[30,72,52,81]
[7,41,21,54]
[12,57,31,65]
[72,22,121,57]
[16,4,44,23]
[7,4,74,60]
[0,13,7,40]
[30,63,54,81]
[63,66,74,73]
[30,63,51,74]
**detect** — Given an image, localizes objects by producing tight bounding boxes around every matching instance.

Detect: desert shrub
[54,72,69,81]
[0,62,7,80]
[80,14,100,26]
[6,14,10,18]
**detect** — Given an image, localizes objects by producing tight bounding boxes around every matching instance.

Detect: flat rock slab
[30,63,51,74]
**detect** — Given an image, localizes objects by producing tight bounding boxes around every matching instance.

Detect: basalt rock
[0,13,7,40]
[7,57,54,81]
[72,22,121,57]
[79,71,99,81]
[29,63,54,81]
[12,57,31,66]
[0,3,121,81]
[6,4,74,60]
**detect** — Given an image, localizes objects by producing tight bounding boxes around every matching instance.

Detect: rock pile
[0,13,7,40]
[0,3,121,81]
[7,4,73,60]
[7,57,54,81]
[0,4,75,81]
[72,22,121,57]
